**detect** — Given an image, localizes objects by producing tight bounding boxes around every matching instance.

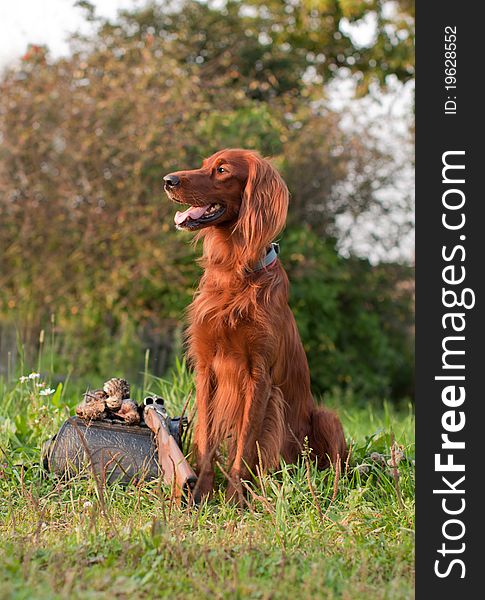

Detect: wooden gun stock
[143,406,197,503]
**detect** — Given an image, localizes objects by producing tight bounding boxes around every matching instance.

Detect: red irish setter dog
[164,149,346,501]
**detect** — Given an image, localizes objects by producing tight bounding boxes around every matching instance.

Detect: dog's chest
[190,280,263,327]
[188,284,270,354]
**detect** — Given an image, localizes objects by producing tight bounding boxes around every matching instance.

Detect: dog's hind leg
[309,407,347,470]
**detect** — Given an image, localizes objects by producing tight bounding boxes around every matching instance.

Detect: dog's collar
[251,242,280,272]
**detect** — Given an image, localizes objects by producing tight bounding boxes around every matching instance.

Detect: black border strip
[417,2,484,595]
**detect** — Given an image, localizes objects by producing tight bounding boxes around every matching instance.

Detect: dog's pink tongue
[174,205,209,225]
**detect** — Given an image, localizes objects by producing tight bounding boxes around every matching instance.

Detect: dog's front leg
[226,371,271,503]
[193,367,216,500]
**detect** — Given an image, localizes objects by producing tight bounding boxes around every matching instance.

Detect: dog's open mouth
[174,203,226,229]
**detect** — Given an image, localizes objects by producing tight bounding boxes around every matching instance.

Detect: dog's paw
[225,476,244,507]
[194,472,215,502]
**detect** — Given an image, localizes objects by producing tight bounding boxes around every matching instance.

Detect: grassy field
[0,360,415,599]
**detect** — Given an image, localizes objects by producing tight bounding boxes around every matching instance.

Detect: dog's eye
[217,166,225,173]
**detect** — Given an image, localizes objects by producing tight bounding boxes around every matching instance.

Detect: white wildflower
[83,501,93,509]
[19,376,29,383]
[39,388,55,396]
[28,372,41,379]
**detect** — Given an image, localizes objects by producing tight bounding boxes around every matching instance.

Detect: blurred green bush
[284,228,413,400]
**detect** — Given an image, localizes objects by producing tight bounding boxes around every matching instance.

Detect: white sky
[0,0,142,69]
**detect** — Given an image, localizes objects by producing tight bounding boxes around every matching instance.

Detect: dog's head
[163,149,289,260]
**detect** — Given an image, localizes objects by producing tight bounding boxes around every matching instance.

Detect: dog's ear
[235,155,289,267]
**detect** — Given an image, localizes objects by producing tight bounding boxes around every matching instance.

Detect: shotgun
[143,396,197,503]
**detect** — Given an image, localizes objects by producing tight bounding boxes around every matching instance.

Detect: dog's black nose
[163,174,180,188]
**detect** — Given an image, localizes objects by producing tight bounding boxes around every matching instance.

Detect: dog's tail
[309,407,347,470]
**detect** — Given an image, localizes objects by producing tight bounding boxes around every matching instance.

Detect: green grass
[0,360,414,599]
